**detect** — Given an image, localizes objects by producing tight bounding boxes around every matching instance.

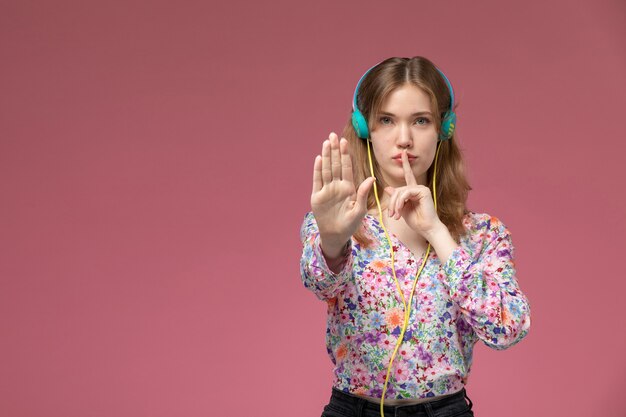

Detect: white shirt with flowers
[299,211,531,399]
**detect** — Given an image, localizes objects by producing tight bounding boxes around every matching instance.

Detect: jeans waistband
[329,387,472,416]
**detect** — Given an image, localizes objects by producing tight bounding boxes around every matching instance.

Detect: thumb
[355,177,376,212]
[384,186,395,195]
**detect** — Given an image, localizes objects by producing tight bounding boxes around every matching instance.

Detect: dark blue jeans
[321,387,474,417]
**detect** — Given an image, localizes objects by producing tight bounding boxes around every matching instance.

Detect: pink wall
[1,1,624,416]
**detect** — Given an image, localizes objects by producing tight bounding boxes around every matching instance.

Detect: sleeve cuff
[301,234,354,301]
[312,233,354,278]
[441,245,474,293]
[313,235,352,276]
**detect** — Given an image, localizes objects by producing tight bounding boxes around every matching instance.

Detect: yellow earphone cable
[365,138,443,417]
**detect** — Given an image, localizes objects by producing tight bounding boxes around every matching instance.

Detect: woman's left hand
[384,150,442,237]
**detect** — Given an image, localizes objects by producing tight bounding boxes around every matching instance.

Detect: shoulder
[461,211,513,250]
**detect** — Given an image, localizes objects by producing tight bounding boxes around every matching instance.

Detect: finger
[392,190,405,219]
[395,189,412,217]
[356,177,376,212]
[383,186,395,214]
[402,150,417,186]
[388,188,399,218]
[312,155,322,194]
[330,133,342,180]
[321,138,331,185]
[340,138,354,184]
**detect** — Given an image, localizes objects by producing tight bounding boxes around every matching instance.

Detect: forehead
[379,84,432,114]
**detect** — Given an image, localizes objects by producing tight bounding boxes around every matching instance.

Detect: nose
[396,123,413,148]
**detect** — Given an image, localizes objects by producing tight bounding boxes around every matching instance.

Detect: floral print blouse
[299,211,531,400]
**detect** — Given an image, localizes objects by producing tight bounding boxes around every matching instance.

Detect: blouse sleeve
[441,216,531,350]
[299,212,354,302]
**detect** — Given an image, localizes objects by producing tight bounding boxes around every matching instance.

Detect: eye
[415,117,431,125]
[379,116,392,125]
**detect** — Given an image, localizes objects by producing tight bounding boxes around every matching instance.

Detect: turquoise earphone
[351,60,456,142]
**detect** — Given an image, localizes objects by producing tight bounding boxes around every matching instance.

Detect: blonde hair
[344,56,472,247]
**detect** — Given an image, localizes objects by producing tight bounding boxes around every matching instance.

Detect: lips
[392,156,416,162]
[392,152,417,159]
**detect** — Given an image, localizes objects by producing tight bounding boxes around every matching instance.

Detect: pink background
[1,1,624,416]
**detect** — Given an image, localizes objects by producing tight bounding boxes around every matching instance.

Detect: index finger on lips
[402,150,417,186]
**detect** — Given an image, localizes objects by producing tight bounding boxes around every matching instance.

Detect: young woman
[300,56,531,417]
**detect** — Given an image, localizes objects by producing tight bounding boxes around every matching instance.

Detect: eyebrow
[379,111,433,117]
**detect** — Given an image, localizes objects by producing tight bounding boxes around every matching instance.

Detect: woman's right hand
[311,132,376,257]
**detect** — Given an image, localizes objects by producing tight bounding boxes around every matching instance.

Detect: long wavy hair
[343,56,472,247]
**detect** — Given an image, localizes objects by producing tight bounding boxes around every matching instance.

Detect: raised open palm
[311,132,376,243]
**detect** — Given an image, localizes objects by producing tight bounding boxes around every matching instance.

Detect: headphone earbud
[351,108,369,140]
[350,62,378,140]
[436,68,456,141]
[439,111,456,142]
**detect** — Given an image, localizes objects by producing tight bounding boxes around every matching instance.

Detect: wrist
[423,220,449,242]
[424,221,459,264]
[320,237,350,260]
[320,239,351,273]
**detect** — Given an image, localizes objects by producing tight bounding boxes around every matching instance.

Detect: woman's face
[369,83,438,189]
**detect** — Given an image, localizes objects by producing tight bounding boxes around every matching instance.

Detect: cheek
[424,133,439,150]
[416,142,438,166]
[425,146,438,162]
[369,139,389,158]
[422,128,439,144]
